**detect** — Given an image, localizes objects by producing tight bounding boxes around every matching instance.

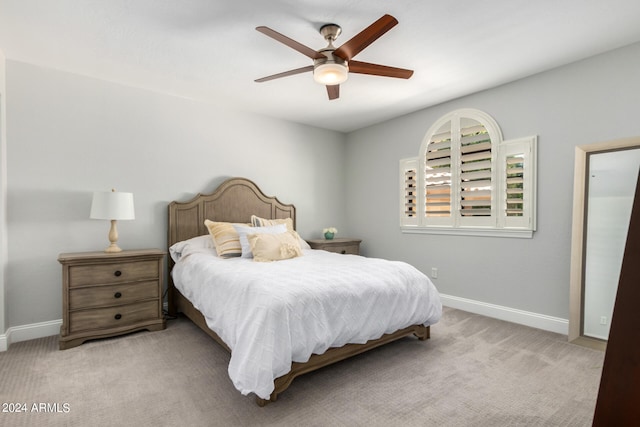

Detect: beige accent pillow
[250,215,311,250]
[248,231,303,262]
[204,220,248,258]
[250,215,294,231]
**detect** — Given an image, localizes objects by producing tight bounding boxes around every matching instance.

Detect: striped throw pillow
[204,220,247,258]
[250,215,294,231]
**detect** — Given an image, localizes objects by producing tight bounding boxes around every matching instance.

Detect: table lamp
[90,189,135,252]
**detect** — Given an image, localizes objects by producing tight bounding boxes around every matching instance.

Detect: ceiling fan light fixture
[313,62,349,85]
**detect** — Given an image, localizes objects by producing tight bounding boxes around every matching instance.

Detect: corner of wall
[0,50,8,347]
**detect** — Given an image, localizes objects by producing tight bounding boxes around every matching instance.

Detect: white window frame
[400,109,537,238]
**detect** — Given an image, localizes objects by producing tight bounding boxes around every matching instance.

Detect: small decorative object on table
[323,227,337,240]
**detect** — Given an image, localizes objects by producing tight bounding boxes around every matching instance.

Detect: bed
[167,177,441,405]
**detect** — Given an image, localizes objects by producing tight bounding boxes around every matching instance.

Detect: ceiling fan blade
[255,65,314,83]
[333,14,398,61]
[326,84,340,100]
[256,26,325,60]
[348,60,413,79]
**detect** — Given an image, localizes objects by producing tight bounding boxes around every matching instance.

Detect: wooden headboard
[167,178,296,312]
[168,177,296,250]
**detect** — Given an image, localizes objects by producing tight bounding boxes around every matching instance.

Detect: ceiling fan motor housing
[314,48,348,68]
[316,23,348,69]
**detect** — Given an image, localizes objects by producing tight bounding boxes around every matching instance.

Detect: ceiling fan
[255,14,413,100]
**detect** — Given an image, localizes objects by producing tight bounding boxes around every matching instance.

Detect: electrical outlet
[431,267,438,279]
[600,316,607,325]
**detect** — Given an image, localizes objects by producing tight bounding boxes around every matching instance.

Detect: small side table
[58,249,166,350]
[306,238,361,255]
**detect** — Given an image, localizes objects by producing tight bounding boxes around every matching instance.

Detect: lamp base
[104,243,123,253]
[104,219,122,253]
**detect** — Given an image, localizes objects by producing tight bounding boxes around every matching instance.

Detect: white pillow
[232,223,287,258]
[250,215,311,250]
[169,235,215,262]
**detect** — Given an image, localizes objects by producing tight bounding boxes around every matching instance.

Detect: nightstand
[58,249,166,350]
[306,238,361,255]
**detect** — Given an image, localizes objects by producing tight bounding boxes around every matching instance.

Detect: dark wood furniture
[306,238,361,255]
[58,249,166,350]
[592,171,640,425]
[167,177,430,406]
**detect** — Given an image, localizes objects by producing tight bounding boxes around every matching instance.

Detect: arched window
[400,109,536,237]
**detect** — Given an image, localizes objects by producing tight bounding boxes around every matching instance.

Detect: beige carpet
[0,308,604,427]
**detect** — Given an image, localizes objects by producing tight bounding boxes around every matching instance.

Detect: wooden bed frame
[167,177,430,406]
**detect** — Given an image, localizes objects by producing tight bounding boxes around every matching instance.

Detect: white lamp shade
[90,191,135,220]
[313,63,349,85]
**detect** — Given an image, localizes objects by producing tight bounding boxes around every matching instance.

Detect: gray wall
[345,42,640,320]
[5,61,347,328]
[5,40,640,331]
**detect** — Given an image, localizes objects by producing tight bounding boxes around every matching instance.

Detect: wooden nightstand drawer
[69,280,160,309]
[69,300,160,334]
[306,238,362,255]
[68,260,158,287]
[325,243,359,255]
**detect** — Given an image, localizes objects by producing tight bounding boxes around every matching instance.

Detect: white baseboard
[440,293,569,335]
[0,319,62,351]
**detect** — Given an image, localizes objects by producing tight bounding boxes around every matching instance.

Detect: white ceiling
[2,0,640,133]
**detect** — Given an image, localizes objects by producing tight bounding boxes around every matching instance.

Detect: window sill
[401,226,533,239]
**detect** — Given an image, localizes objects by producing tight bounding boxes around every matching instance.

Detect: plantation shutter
[399,158,419,226]
[459,119,493,219]
[499,136,537,230]
[425,121,453,219]
[506,155,524,216]
[405,168,417,217]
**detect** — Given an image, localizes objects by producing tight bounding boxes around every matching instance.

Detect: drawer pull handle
[114,270,122,277]
[114,292,122,299]
[114,314,122,320]
[341,250,346,254]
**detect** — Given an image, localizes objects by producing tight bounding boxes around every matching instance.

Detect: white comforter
[172,248,442,399]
